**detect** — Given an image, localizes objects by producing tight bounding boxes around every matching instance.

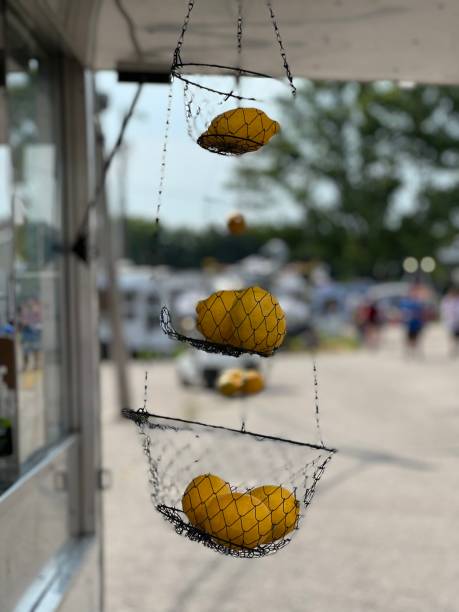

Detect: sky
[96,71,302,229]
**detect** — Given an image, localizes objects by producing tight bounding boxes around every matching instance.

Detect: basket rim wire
[122,408,336,557]
[159,305,280,358]
[170,0,297,99]
[122,408,337,454]
[172,61,273,104]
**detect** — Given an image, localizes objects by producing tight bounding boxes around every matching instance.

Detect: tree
[124,218,305,268]
[232,81,459,279]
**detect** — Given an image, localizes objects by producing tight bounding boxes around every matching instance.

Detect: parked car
[98,264,212,357]
[176,349,263,389]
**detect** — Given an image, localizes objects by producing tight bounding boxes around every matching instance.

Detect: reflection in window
[7,27,65,468]
[0,142,16,489]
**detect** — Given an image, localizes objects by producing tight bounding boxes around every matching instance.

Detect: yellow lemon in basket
[249,485,299,542]
[203,492,273,549]
[227,212,246,236]
[207,108,279,145]
[199,108,280,155]
[241,369,265,395]
[182,474,231,528]
[196,290,237,344]
[229,287,286,354]
[217,368,244,397]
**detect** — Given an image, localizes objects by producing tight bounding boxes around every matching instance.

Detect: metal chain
[303,454,333,506]
[156,0,197,225]
[235,0,243,101]
[312,357,325,447]
[139,427,161,503]
[183,81,195,138]
[266,0,297,97]
[237,0,243,70]
[155,81,174,227]
[137,374,161,502]
[183,80,205,139]
[173,0,196,68]
[139,370,148,413]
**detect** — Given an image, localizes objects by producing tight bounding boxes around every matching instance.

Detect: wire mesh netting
[122,408,335,558]
[160,287,287,358]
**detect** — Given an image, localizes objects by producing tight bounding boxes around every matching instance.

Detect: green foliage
[124,218,305,268]
[231,81,459,279]
[124,81,459,281]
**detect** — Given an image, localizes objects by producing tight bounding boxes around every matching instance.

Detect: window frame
[6,10,70,471]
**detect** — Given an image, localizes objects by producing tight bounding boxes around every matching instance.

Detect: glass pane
[7,27,65,468]
[0,99,16,489]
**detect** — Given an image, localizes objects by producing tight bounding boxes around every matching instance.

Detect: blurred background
[96,74,459,367]
[97,75,459,612]
[2,4,459,611]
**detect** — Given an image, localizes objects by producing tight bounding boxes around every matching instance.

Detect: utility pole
[95,116,132,416]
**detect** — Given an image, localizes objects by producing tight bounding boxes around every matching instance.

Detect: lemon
[249,485,299,541]
[199,108,280,154]
[227,212,246,236]
[203,492,273,549]
[229,287,286,354]
[216,368,244,397]
[207,108,280,145]
[196,290,237,344]
[182,474,231,528]
[241,369,265,395]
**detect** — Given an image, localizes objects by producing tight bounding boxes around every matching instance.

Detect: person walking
[355,300,381,348]
[400,292,426,357]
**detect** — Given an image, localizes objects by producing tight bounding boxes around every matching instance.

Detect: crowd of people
[354,282,459,356]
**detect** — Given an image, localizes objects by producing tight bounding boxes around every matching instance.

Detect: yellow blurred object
[241,369,265,395]
[201,256,219,271]
[198,107,280,155]
[249,485,299,541]
[227,212,246,236]
[229,287,286,354]
[203,492,272,549]
[20,369,41,390]
[196,290,237,344]
[182,474,231,528]
[216,368,244,397]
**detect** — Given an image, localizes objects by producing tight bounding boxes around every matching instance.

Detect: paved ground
[102,325,459,612]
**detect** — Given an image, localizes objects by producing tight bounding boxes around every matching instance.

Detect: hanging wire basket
[160,287,287,358]
[171,0,295,153]
[153,0,297,228]
[122,408,336,558]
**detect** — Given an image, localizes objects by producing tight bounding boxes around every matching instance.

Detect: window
[0,10,103,610]
[7,22,66,473]
[0,96,14,487]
